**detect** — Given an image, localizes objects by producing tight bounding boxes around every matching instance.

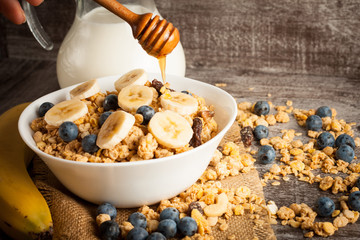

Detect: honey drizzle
[158,56,166,83]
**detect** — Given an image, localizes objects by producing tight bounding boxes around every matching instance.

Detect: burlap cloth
[31,123,276,240]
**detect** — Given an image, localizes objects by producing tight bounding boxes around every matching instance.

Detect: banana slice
[70,79,100,99]
[148,110,193,149]
[118,85,153,112]
[114,69,148,92]
[96,111,135,149]
[160,91,199,115]
[44,99,88,127]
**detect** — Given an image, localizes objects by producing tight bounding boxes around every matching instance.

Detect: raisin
[240,126,253,147]
[187,201,204,216]
[151,79,175,94]
[189,118,202,148]
[151,79,163,94]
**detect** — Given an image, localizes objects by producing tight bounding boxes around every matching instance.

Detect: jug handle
[22,0,54,51]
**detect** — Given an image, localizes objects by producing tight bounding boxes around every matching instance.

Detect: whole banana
[0,103,53,239]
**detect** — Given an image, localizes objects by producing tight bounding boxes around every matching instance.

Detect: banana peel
[0,103,53,239]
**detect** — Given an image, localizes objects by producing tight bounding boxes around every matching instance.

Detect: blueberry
[315,106,332,118]
[128,212,147,229]
[316,132,335,149]
[99,111,112,127]
[356,177,360,189]
[38,102,54,117]
[58,121,78,142]
[253,101,270,116]
[159,207,180,224]
[177,216,198,237]
[81,134,99,153]
[181,90,192,96]
[136,105,155,125]
[253,125,269,140]
[146,232,166,240]
[99,220,120,240]
[306,115,322,131]
[316,197,335,217]
[126,227,148,240]
[348,191,360,212]
[336,144,355,163]
[103,94,118,111]
[257,145,276,164]
[335,133,356,149]
[157,219,177,239]
[97,202,117,220]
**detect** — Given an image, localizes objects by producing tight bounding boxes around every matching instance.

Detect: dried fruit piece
[189,118,202,148]
[151,79,164,94]
[187,201,204,216]
[240,126,253,147]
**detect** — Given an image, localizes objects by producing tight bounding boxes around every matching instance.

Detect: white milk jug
[22,0,186,88]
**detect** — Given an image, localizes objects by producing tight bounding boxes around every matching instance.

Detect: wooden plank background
[1,0,359,78]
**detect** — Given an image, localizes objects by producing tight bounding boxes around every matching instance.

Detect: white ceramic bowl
[19,73,237,208]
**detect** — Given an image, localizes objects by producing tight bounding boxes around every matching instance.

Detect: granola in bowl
[30,69,218,163]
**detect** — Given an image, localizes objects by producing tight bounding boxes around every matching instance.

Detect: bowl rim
[19,73,237,168]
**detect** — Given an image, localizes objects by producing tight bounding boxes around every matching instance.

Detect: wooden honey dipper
[93,0,180,58]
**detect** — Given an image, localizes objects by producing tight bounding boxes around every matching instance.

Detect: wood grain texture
[0,0,360,239]
[0,17,7,59]
[1,0,360,78]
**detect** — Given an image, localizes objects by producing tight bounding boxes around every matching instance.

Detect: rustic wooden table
[0,0,359,239]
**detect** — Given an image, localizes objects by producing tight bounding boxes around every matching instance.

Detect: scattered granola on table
[236,100,359,238]
[116,138,272,239]
[93,100,358,239]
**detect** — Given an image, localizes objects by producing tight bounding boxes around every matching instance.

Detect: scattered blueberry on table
[253,101,270,116]
[356,177,360,189]
[348,191,360,212]
[253,125,269,140]
[335,144,355,163]
[128,212,147,229]
[315,197,335,217]
[82,134,99,153]
[38,102,54,117]
[315,106,332,118]
[97,202,117,220]
[159,207,180,224]
[58,121,78,142]
[316,132,335,149]
[136,105,155,125]
[99,111,113,127]
[177,216,198,237]
[305,115,322,131]
[157,219,177,238]
[99,220,120,240]
[257,145,276,164]
[146,232,166,240]
[335,133,356,149]
[126,227,149,240]
[103,94,119,111]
